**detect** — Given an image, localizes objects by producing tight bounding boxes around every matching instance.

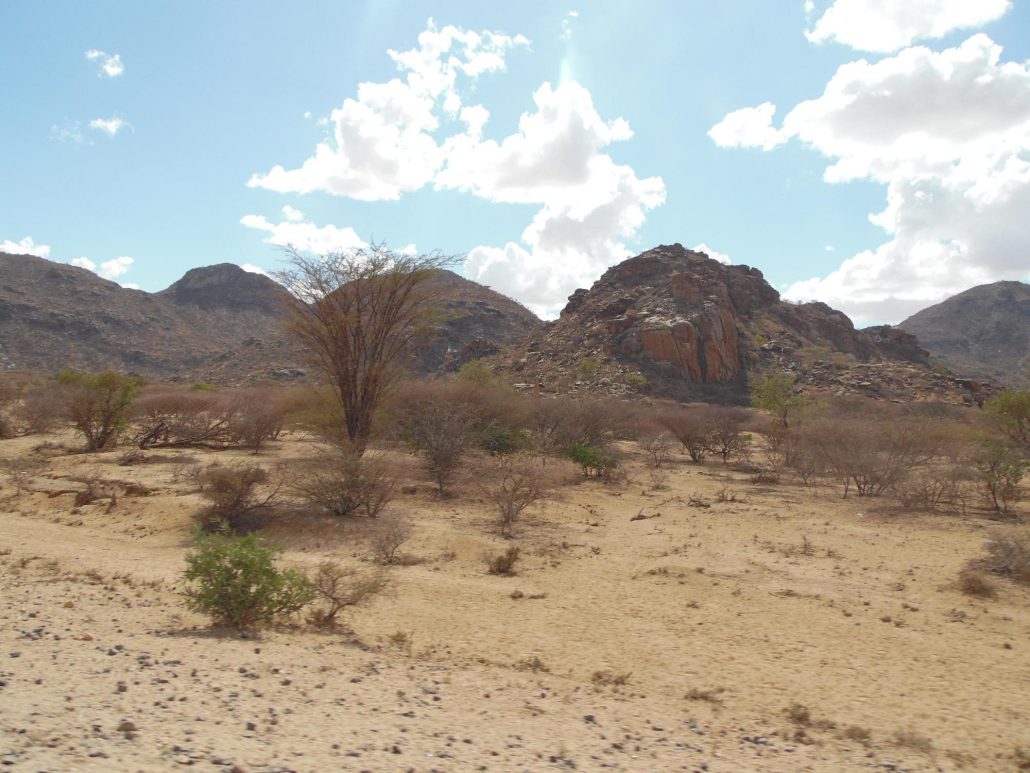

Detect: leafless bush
[526,396,633,455]
[195,463,282,531]
[10,381,65,435]
[647,467,669,490]
[660,406,715,463]
[971,529,1030,585]
[291,451,395,518]
[132,389,233,449]
[800,414,945,498]
[395,388,476,495]
[706,406,749,463]
[367,515,413,565]
[307,561,389,629]
[483,456,551,537]
[0,456,48,493]
[225,388,288,452]
[957,569,997,598]
[638,430,673,469]
[890,464,971,513]
[485,545,521,576]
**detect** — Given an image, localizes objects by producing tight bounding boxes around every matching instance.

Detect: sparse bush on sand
[291,451,395,518]
[486,545,521,576]
[181,530,314,630]
[307,560,388,629]
[195,463,281,531]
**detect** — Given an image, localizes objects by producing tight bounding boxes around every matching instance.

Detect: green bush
[564,442,620,480]
[58,370,140,451]
[181,530,314,630]
[481,422,530,455]
[973,438,1027,513]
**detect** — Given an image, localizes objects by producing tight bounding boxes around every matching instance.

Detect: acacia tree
[276,245,456,454]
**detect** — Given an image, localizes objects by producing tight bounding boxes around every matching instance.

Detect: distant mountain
[0,253,541,383]
[898,281,1030,388]
[497,244,981,404]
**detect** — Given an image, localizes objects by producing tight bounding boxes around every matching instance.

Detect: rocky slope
[898,280,1030,389]
[499,244,983,404]
[0,253,540,383]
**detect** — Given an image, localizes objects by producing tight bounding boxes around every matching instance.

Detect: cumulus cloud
[85,49,124,77]
[806,0,1011,52]
[248,21,664,318]
[71,255,134,280]
[240,211,367,254]
[1,236,51,258]
[239,263,272,277]
[248,20,528,201]
[89,115,129,137]
[707,102,784,151]
[691,243,732,265]
[713,33,1030,324]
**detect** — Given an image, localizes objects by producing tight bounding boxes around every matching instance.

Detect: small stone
[117,720,137,732]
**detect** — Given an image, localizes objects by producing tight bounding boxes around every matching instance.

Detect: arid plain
[1,427,1027,772]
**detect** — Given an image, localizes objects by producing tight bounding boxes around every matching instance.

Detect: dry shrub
[526,395,633,455]
[972,529,1030,584]
[659,406,712,463]
[225,387,288,452]
[647,467,669,490]
[132,387,286,452]
[637,429,673,469]
[799,409,949,498]
[957,569,997,598]
[195,463,282,531]
[890,464,972,513]
[307,560,388,629]
[291,451,395,518]
[972,437,1027,513]
[10,381,65,435]
[484,456,552,537]
[367,514,413,565]
[486,545,521,576]
[392,382,477,494]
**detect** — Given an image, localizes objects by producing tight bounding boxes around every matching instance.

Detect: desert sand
[1,430,1027,772]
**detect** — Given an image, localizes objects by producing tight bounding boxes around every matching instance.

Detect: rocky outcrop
[498,243,982,404]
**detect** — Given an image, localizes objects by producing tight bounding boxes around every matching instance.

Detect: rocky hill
[0,253,540,383]
[499,244,984,404]
[898,281,1030,389]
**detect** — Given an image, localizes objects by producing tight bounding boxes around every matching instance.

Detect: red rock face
[629,304,741,382]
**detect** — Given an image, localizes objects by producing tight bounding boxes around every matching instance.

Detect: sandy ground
[0,430,1028,772]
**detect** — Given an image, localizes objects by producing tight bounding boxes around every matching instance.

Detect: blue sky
[2,0,1029,323]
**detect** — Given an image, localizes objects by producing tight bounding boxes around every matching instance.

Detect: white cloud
[121,282,141,290]
[1,236,51,258]
[50,120,87,145]
[806,0,1011,52]
[399,244,418,256]
[89,115,129,137]
[708,102,785,151]
[85,49,124,77]
[98,256,133,279]
[247,21,664,318]
[69,255,134,281]
[712,34,1030,324]
[281,205,304,222]
[691,243,732,265]
[248,19,529,201]
[560,10,579,41]
[240,212,367,254]
[239,263,271,277]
